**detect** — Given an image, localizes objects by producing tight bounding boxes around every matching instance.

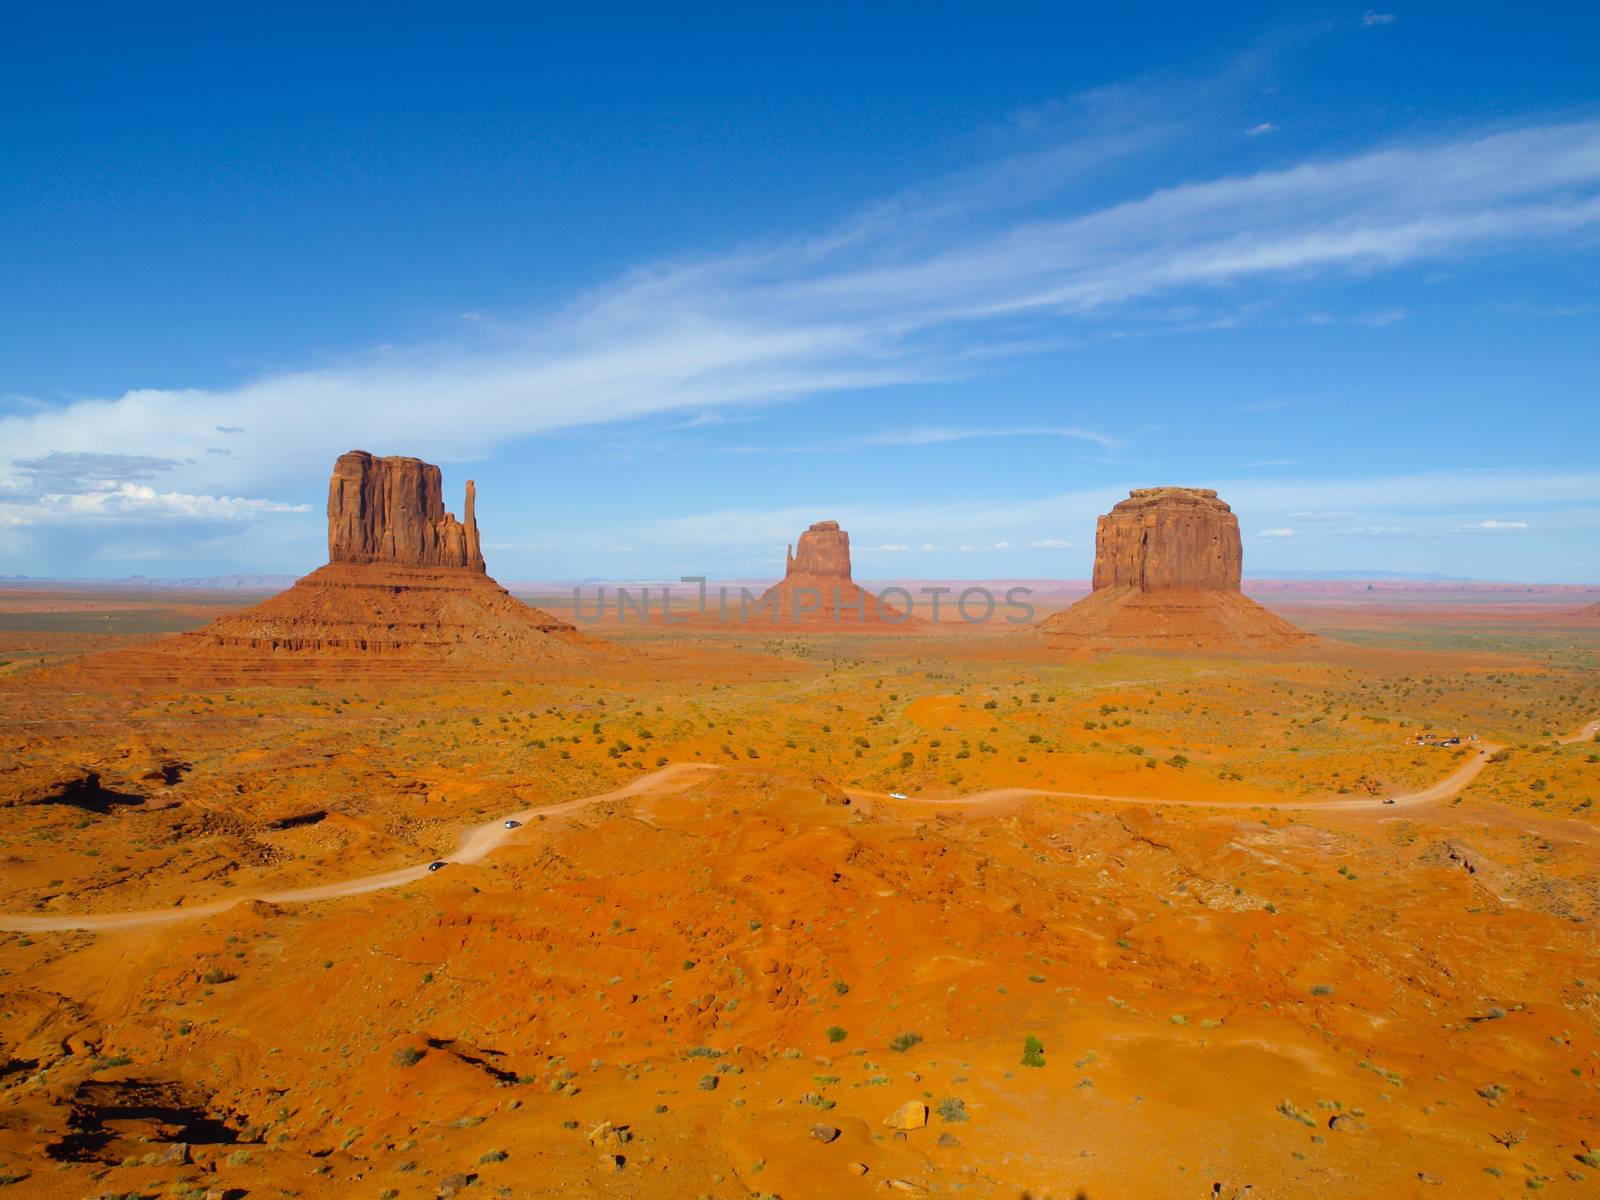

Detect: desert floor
[1,587,1598,1199]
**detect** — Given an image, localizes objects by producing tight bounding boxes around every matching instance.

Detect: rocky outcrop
[1037,487,1312,651]
[785,520,851,579]
[1092,488,1241,592]
[327,451,484,571]
[747,519,917,628]
[1580,602,1600,618]
[159,451,584,675]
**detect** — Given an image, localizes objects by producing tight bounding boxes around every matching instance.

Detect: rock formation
[1579,601,1600,618]
[743,520,918,628]
[785,520,852,580]
[327,451,485,570]
[1091,488,1241,592]
[168,450,584,675]
[1037,487,1312,651]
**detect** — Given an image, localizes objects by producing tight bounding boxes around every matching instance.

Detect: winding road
[4,718,1594,934]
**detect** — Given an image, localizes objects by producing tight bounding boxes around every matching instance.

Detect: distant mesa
[1037,487,1314,650]
[1579,601,1600,618]
[171,450,585,672]
[747,520,918,628]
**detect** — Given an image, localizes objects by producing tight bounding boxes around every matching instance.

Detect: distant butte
[69,450,591,681]
[1037,487,1314,650]
[748,520,918,628]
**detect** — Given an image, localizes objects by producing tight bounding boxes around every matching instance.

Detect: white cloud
[1259,528,1295,538]
[1362,11,1396,27]
[1472,519,1530,531]
[1288,511,1355,521]
[12,484,309,524]
[1246,123,1277,137]
[6,116,1600,527]
[1028,538,1075,548]
[861,426,1120,450]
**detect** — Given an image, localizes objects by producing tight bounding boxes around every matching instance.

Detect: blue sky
[2,3,1597,582]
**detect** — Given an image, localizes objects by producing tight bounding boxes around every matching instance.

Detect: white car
[504,819,522,829]
[888,791,908,800]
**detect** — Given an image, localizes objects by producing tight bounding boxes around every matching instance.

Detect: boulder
[882,1101,928,1130]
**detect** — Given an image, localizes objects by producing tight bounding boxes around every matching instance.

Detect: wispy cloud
[859,425,1121,449]
[1472,519,1530,531]
[6,115,1600,555]
[1362,11,1396,27]
[1246,122,1277,137]
[1258,527,1295,538]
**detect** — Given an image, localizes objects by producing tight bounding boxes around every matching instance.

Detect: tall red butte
[178,451,581,668]
[1038,487,1313,650]
[746,520,918,628]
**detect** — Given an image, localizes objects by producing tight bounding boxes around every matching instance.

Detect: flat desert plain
[1,585,1599,1199]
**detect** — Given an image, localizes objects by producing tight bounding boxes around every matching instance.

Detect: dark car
[427,860,447,872]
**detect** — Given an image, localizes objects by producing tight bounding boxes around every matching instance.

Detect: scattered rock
[587,1121,630,1151]
[884,1180,927,1195]
[437,1174,471,1198]
[936,1132,961,1147]
[883,1101,928,1130]
[600,1153,625,1172]
[847,1162,869,1176]
[156,1141,191,1165]
[811,1123,841,1144]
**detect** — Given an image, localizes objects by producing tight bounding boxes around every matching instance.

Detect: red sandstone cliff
[170,451,581,672]
[1092,488,1242,592]
[1038,487,1311,650]
[327,451,485,571]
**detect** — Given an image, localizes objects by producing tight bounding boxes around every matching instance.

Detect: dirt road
[6,717,1593,933]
